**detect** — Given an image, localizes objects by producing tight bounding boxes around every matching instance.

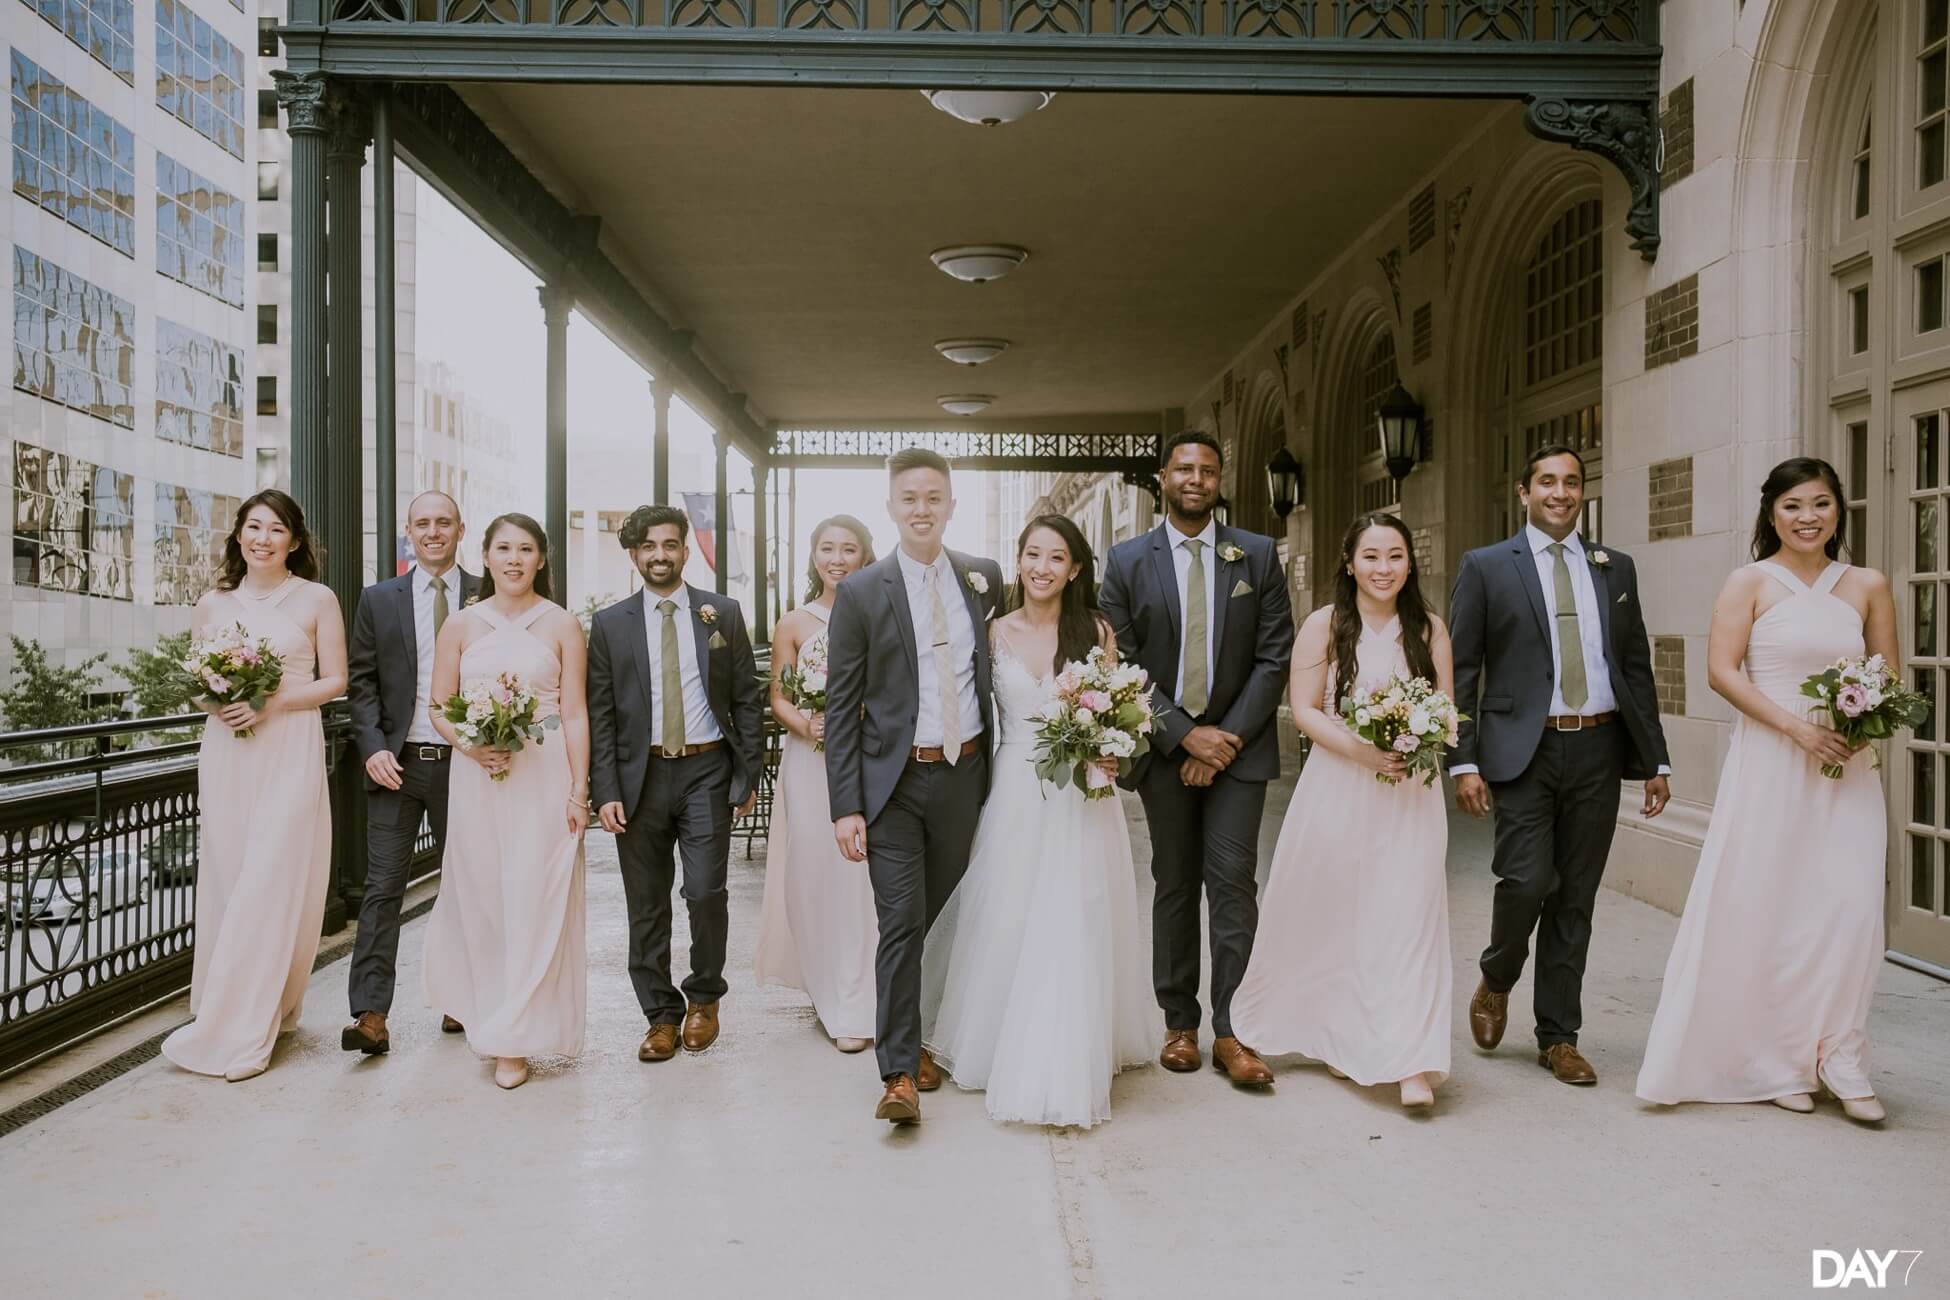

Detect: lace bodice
[1746,562,1865,710]
[992,645,1059,749]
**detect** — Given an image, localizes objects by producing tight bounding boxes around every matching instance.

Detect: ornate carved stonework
[1444,184,1473,283]
[1523,97,1661,258]
[1376,246,1403,321]
[271,70,333,133]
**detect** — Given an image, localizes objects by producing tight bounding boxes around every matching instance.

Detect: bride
[921,513,1157,1128]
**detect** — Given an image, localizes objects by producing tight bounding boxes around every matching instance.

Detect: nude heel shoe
[1816,1066,1886,1124]
[1325,1065,1349,1080]
[835,1037,871,1054]
[494,1057,530,1090]
[1398,1074,1435,1108]
[1770,1093,1815,1114]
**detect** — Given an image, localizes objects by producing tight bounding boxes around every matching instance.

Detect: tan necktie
[1547,543,1589,710]
[658,599,686,752]
[431,575,448,637]
[1181,539,1209,716]
[926,565,962,765]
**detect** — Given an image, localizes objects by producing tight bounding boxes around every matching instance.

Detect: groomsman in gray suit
[825,448,1004,1125]
[1448,444,1671,1086]
[343,490,478,1054]
[1101,431,1295,1087]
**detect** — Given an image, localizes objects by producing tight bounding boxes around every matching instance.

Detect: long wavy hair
[1752,457,1849,562]
[478,512,552,602]
[1006,513,1110,675]
[216,489,319,590]
[1331,513,1437,701]
[804,514,876,601]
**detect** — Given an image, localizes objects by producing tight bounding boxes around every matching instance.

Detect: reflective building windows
[155,153,244,307]
[15,0,137,85]
[9,51,137,257]
[12,247,136,428]
[155,0,247,160]
[154,482,237,605]
[13,442,135,601]
[155,320,244,457]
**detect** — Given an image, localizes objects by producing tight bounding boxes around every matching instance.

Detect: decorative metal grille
[771,429,1162,472]
[1523,197,1604,388]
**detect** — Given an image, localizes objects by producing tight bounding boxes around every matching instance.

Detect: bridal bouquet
[181,623,284,739]
[1800,654,1931,779]
[440,671,556,782]
[778,637,829,750]
[1340,675,1463,787]
[1029,646,1156,800]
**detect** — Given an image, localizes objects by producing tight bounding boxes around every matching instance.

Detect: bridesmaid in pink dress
[163,490,344,1082]
[755,516,881,1052]
[1638,459,1897,1124]
[1230,513,1453,1109]
[422,513,590,1090]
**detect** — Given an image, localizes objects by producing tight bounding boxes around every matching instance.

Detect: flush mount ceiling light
[937,395,994,416]
[921,90,1055,127]
[929,245,1029,284]
[934,338,1011,366]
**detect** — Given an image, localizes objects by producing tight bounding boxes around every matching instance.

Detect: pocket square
[1615,592,1629,604]
[708,631,728,650]
[1231,579,1253,598]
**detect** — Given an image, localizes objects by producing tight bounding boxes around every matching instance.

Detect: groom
[826,448,1003,1125]
[1101,430,1294,1087]
[1448,444,1671,1086]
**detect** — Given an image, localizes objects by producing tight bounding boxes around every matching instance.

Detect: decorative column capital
[1522,96,1661,260]
[326,94,373,161]
[271,70,334,135]
[539,283,575,323]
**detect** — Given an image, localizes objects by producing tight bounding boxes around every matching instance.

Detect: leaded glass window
[155,0,246,159]
[14,0,135,84]
[156,320,244,457]
[12,247,135,428]
[1355,332,1400,515]
[155,154,245,307]
[13,441,134,600]
[9,51,136,256]
[1523,199,1604,388]
[154,482,238,605]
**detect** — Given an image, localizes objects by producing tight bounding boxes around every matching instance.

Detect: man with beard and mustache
[1100,431,1295,1087]
[588,505,763,1062]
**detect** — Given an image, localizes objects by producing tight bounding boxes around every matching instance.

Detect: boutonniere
[966,570,989,596]
[697,603,719,626]
[1218,542,1245,563]
[462,589,482,608]
[1589,549,1612,570]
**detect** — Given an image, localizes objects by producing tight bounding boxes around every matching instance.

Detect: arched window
[1233,387,1287,537]
[1355,332,1401,515]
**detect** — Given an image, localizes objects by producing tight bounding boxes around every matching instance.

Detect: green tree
[1,637,113,761]
[119,631,195,718]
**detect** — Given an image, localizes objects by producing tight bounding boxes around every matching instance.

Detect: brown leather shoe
[682,1001,721,1053]
[1539,1043,1597,1085]
[440,1014,465,1035]
[340,1010,389,1055]
[638,1023,679,1062]
[1211,1036,1274,1087]
[916,1047,942,1092]
[875,1074,920,1124]
[1159,1029,1201,1073]
[1468,979,1508,1050]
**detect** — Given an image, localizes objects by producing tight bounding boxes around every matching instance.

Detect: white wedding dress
[921,641,1158,1128]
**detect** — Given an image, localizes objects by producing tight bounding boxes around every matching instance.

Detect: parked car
[144,826,199,887]
[6,848,151,925]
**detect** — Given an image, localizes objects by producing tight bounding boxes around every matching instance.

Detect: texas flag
[681,492,747,583]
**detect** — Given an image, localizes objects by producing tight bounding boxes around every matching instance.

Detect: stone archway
[1311,297,1394,607]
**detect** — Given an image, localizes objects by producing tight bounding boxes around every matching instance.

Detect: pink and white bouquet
[1799,654,1931,779]
[778,636,829,750]
[440,671,556,782]
[1339,675,1463,787]
[180,623,284,739]
[1029,646,1156,800]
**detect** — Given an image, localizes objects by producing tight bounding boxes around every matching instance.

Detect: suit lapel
[393,575,418,666]
[947,551,993,704]
[688,586,723,708]
[617,590,653,716]
[1210,526,1241,666]
[881,555,919,681]
[1508,533,1551,645]
[1148,524,1182,642]
[1588,551,1617,657]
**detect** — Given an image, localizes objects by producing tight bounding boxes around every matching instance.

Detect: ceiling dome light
[937,395,994,416]
[934,338,1011,366]
[930,245,1029,284]
[921,90,1055,127]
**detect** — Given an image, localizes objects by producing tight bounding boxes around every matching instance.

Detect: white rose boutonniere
[697,603,719,625]
[1589,549,1612,570]
[1218,542,1245,563]
[966,570,989,596]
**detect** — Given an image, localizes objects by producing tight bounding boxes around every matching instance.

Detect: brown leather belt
[651,740,724,758]
[1545,712,1615,731]
[406,744,451,762]
[911,739,982,764]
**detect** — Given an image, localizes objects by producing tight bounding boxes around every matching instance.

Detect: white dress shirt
[898,548,983,747]
[404,564,456,745]
[641,585,724,745]
[1168,518,1220,713]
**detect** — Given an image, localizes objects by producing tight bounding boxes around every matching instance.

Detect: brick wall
[1649,455,1694,540]
[1645,273,1700,369]
[1661,78,1695,188]
[1653,636,1687,717]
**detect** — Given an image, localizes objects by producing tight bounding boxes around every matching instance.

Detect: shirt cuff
[1656,764,1671,777]
[1447,764,1478,777]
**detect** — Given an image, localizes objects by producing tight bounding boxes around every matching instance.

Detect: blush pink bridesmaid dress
[162,577,332,1080]
[421,600,587,1063]
[1637,561,1886,1107]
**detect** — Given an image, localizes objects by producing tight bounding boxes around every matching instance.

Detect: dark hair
[479,512,552,602]
[888,447,953,483]
[1519,444,1585,489]
[1752,457,1849,562]
[217,489,320,590]
[1007,513,1111,676]
[1162,429,1224,468]
[1330,513,1438,705]
[805,514,876,601]
[618,504,689,549]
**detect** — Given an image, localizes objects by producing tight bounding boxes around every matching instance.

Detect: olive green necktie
[1547,543,1589,710]
[658,599,686,751]
[1182,538,1208,716]
[431,575,448,637]
[926,565,962,765]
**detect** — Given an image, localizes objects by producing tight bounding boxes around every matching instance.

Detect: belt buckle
[415,744,442,760]
[1553,715,1580,733]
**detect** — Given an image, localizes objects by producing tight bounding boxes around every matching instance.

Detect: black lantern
[1377,381,1424,482]
[1265,446,1303,519]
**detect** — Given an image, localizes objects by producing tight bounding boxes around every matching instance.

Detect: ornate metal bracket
[1523,97,1660,260]
[1120,471,1163,511]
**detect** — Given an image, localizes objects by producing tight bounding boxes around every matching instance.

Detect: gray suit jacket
[346,567,480,787]
[823,549,1004,824]
[587,585,765,818]
[1447,532,1670,784]
[1098,522,1295,785]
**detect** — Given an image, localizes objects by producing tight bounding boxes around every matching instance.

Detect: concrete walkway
[3,780,1947,1300]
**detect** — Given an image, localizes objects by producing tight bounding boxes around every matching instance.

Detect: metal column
[372,94,397,571]
[751,458,768,643]
[271,71,331,516]
[325,100,368,604]
[540,285,573,604]
[651,373,672,506]
[713,433,729,596]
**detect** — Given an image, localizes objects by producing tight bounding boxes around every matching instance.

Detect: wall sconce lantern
[1265,446,1303,519]
[1377,382,1425,483]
